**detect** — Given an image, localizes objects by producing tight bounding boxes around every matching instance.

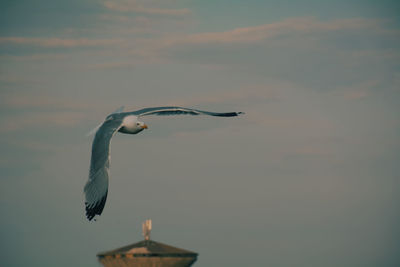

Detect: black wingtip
[85,191,108,221]
[215,111,244,117]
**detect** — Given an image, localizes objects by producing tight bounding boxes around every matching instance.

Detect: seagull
[84,106,243,221]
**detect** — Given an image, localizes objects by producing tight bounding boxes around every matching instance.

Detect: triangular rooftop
[98,240,198,258]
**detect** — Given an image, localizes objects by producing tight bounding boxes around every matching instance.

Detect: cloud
[114,17,398,70]
[87,61,136,70]
[0,91,129,133]
[0,93,91,132]
[0,73,43,86]
[343,90,368,100]
[326,79,385,101]
[1,111,87,133]
[2,93,88,110]
[151,17,400,95]
[103,0,191,16]
[166,17,390,45]
[0,53,67,62]
[162,84,283,107]
[0,37,123,48]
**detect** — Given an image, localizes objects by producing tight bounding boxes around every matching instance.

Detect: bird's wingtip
[85,191,108,221]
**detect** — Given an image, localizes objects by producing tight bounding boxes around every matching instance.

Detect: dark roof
[97,240,198,258]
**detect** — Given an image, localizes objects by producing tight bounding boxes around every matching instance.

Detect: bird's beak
[142,124,148,129]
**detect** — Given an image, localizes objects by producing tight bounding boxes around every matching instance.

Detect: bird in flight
[84,106,244,221]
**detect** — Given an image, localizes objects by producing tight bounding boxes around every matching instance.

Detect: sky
[1,0,400,266]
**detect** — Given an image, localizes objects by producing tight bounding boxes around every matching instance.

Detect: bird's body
[84,106,243,221]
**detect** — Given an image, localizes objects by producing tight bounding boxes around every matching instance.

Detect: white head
[120,115,148,134]
[135,120,148,131]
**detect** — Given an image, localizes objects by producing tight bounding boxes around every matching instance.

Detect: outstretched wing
[84,114,124,221]
[129,106,244,117]
[86,106,125,137]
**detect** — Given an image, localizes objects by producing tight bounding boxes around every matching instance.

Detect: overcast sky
[1,1,400,266]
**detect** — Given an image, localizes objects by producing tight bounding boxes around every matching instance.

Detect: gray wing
[86,106,124,137]
[129,106,244,117]
[84,114,124,221]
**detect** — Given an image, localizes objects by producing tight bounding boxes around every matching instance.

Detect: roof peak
[97,239,197,257]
